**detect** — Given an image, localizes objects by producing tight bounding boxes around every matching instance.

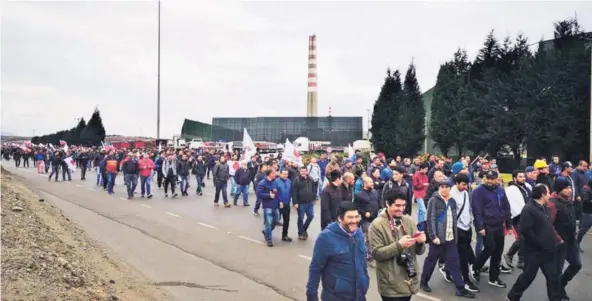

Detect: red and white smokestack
[306,34,318,117]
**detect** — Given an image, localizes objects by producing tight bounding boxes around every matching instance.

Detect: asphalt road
[4,164,592,301]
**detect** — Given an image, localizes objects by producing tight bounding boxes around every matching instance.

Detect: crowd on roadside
[2,144,592,301]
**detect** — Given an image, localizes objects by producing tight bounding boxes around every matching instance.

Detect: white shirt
[505,185,526,219]
[450,186,472,231]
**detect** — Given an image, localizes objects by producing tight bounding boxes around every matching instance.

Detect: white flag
[241,128,257,162]
[283,139,302,166]
[63,156,76,172]
[347,144,354,160]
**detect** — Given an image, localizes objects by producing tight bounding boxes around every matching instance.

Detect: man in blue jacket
[306,201,369,301]
[256,168,280,247]
[275,169,292,242]
[469,170,513,289]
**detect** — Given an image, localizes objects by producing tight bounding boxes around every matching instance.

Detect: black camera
[396,252,417,278]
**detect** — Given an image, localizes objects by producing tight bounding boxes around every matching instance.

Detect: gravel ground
[1,168,172,301]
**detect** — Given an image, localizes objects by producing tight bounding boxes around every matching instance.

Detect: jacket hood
[550,192,572,203]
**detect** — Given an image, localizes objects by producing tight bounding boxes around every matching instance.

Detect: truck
[293,137,331,153]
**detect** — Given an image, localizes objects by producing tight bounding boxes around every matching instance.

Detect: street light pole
[156,0,161,139]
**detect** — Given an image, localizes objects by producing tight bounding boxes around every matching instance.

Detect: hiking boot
[298,235,307,240]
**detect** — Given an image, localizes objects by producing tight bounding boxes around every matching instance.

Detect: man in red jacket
[413,162,430,228]
[138,154,155,198]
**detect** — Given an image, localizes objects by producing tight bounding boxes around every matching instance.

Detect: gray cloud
[2,0,591,138]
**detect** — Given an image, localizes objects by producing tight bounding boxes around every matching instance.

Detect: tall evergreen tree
[74,117,86,145]
[396,62,425,157]
[82,107,106,146]
[370,69,402,157]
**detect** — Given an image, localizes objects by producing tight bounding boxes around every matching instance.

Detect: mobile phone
[412,232,422,238]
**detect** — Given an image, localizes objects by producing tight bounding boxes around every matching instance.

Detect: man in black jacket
[292,166,316,240]
[122,153,139,199]
[354,177,380,266]
[548,177,582,300]
[507,184,562,301]
[234,161,251,206]
[78,149,90,180]
[320,170,345,230]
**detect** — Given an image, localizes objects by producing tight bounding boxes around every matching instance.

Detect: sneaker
[469,265,480,283]
[165,194,168,198]
[282,236,292,242]
[500,265,512,274]
[488,278,507,288]
[456,288,476,298]
[420,282,432,293]
[243,203,250,207]
[224,203,232,208]
[298,235,307,240]
[141,195,145,198]
[503,254,514,268]
[172,193,178,198]
[253,211,259,216]
[147,194,153,199]
[266,241,273,247]
[439,267,452,283]
[464,282,480,293]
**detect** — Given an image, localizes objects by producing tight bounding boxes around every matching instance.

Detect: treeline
[429,18,591,161]
[370,63,426,158]
[31,108,107,146]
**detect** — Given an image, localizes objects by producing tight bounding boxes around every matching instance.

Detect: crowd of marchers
[2,145,591,301]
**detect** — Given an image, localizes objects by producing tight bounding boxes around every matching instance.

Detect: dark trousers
[280,206,290,237]
[164,175,176,194]
[457,228,476,283]
[507,216,523,259]
[474,226,505,280]
[507,251,562,301]
[556,241,582,296]
[157,171,164,188]
[80,165,87,180]
[102,172,108,189]
[214,181,228,204]
[382,297,411,301]
[61,167,71,181]
[421,240,465,291]
[23,159,29,168]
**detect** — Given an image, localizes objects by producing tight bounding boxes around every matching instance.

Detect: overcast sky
[2,0,591,138]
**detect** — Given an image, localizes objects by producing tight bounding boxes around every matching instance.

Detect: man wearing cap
[548,177,582,300]
[469,170,512,288]
[420,177,475,298]
[559,162,577,202]
[534,159,554,191]
[524,166,538,188]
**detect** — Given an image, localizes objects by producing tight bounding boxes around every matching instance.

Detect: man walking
[293,166,316,241]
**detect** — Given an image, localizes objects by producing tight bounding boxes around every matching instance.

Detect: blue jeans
[140,175,151,196]
[317,177,325,198]
[195,175,203,193]
[95,167,102,185]
[233,185,249,205]
[230,177,237,196]
[125,174,138,198]
[107,173,116,194]
[416,198,427,223]
[297,203,315,235]
[179,175,189,193]
[263,208,280,241]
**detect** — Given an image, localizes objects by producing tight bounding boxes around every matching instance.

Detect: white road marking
[238,235,264,245]
[140,204,152,209]
[197,222,217,229]
[166,212,180,218]
[119,197,128,201]
[75,184,82,187]
[416,293,442,301]
[298,254,312,261]
[88,188,95,191]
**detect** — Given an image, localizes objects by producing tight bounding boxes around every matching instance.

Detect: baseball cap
[485,170,499,179]
[525,166,534,173]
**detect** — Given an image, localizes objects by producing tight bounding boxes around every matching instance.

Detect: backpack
[106,159,118,173]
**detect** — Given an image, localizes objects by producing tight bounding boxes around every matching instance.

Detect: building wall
[181,119,212,140]
[212,116,363,146]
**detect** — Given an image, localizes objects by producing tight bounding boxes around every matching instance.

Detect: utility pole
[366,109,370,141]
[156,0,161,139]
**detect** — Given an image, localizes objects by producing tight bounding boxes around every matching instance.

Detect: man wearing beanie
[548,177,582,300]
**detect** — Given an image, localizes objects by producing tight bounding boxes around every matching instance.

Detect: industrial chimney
[306,34,318,117]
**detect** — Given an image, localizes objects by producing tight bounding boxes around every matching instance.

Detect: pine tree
[429,63,457,156]
[397,62,425,157]
[74,117,86,145]
[82,107,106,146]
[370,69,403,157]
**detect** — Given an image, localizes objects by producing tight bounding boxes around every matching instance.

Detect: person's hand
[424,183,429,186]
[279,202,284,209]
[432,237,441,245]
[365,212,371,218]
[270,192,276,198]
[415,232,426,244]
[478,229,486,236]
[293,204,299,209]
[398,235,416,248]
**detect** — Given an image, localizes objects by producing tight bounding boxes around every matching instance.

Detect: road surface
[3,164,591,301]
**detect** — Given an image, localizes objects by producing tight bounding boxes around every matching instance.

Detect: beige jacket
[368,212,425,298]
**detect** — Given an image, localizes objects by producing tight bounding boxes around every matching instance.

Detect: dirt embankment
[1,169,171,301]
